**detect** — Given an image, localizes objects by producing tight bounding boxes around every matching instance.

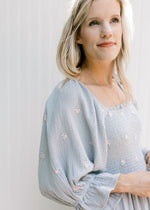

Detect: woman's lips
[98,42,115,47]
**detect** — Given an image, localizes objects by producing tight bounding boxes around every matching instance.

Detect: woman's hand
[145,150,150,171]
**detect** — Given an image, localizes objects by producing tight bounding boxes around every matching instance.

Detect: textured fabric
[38,78,150,210]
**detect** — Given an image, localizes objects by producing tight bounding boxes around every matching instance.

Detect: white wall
[1,0,150,210]
[128,0,150,150]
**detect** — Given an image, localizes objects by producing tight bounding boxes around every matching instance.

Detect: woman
[38,0,150,209]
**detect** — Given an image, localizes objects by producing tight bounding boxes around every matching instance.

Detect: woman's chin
[96,56,118,62]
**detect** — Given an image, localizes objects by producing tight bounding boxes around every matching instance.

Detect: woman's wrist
[111,174,130,193]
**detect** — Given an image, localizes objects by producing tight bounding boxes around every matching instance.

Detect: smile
[98,43,115,48]
[97,42,115,48]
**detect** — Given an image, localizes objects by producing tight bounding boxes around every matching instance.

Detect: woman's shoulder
[45,78,93,110]
[46,79,79,102]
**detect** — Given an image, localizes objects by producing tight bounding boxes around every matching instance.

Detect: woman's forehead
[87,0,121,19]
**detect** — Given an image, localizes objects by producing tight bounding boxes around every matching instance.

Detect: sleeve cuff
[77,173,121,210]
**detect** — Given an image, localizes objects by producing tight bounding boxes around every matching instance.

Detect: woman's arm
[111,172,150,198]
[111,151,150,194]
[38,81,121,209]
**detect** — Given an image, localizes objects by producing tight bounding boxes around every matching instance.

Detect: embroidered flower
[75,108,80,114]
[55,169,60,174]
[61,133,68,140]
[121,160,126,165]
[107,141,111,147]
[40,154,46,159]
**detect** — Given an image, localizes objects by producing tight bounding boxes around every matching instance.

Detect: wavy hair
[56,0,134,102]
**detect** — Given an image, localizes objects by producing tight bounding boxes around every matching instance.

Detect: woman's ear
[76,36,82,45]
[76,38,82,44]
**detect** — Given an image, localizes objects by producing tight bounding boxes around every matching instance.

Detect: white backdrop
[1,0,150,210]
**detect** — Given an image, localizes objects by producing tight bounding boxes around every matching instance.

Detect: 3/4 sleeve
[38,80,121,210]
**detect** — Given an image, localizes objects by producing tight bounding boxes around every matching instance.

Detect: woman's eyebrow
[86,14,120,22]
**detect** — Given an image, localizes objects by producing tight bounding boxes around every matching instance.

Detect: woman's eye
[111,18,119,23]
[89,20,100,26]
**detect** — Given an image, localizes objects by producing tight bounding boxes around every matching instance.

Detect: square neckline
[70,78,132,110]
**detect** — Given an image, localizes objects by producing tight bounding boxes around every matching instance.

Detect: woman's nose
[100,23,112,38]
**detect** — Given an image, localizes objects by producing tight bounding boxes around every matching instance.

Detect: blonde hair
[56,0,134,103]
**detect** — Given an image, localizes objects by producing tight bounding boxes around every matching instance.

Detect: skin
[76,0,150,197]
[76,0,122,86]
[76,0,126,108]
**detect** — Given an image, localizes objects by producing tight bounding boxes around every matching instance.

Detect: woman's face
[77,0,122,63]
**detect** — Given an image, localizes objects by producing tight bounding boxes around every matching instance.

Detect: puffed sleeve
[38,80,121,210]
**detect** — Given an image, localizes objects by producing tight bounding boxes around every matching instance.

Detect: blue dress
[38,78,150,209]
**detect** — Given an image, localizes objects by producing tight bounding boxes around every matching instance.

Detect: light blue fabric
[38,78,150,210]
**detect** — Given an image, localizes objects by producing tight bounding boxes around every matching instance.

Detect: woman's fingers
[148,157,150,171]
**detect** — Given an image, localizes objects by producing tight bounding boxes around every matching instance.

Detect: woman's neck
[79,60,115,87]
